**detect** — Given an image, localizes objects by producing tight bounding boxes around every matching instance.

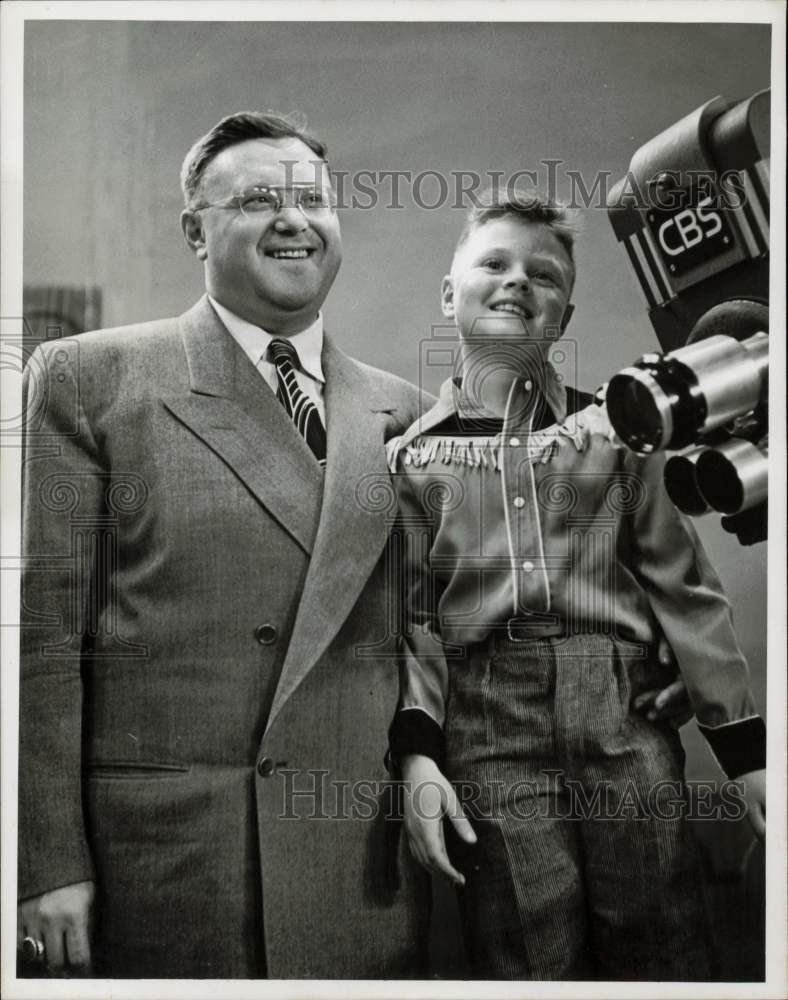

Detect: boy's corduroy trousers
[443,632,713,980]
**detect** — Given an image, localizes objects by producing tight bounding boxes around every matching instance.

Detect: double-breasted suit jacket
[19,296,430,978]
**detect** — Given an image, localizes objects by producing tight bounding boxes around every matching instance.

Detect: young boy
[387,191,766,980]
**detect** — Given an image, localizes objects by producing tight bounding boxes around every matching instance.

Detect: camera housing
[605,90,770,543]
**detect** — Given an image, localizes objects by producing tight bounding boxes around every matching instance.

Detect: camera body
[605,91,770,543]
[607,90,769,353]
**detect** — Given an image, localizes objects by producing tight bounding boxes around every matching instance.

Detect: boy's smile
[441,217,574,359]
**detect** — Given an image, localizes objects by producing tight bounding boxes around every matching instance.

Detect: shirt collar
[531,360,567,425]
[448,360,567,427]
[208,295,325,384]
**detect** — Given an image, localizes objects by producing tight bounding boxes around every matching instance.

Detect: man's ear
[560,302,575,334]
[440,275,455,318]
[181,210,208,261]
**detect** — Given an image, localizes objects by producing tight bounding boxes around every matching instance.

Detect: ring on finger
[21,935,46,961]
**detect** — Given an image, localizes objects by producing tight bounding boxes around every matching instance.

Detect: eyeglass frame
[191,183,338,219]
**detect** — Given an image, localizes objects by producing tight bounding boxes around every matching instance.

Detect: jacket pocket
[86,761,190,779]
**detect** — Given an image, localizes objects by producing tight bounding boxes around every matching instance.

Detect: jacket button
[257,756,275,777]
[254,623,277,645]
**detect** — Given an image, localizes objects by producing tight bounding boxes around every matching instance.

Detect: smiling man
[17,112,429,979]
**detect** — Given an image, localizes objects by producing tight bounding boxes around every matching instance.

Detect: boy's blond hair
[455,187,578,288]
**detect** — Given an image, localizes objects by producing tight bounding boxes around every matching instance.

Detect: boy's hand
[633,636,693,728]
[401,754,476,887]
[739,768,766,841]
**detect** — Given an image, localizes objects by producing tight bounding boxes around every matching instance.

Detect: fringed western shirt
[387,367,765,779]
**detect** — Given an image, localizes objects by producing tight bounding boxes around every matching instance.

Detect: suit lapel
[266,336,397,729]
[163,297,323,555]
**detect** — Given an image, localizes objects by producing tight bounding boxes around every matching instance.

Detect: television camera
[604,90,770,544]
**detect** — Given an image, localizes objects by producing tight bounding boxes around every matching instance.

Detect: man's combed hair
[180,110,328,208]
[456,187,578,267]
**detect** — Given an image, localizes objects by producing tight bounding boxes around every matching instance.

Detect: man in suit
[17,111,430,979]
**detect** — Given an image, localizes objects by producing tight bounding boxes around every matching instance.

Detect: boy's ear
[440,275,455,317]
[181,209,208,260]
[560,303,575,334]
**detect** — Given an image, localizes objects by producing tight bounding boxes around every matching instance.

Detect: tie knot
[268,338,299,369]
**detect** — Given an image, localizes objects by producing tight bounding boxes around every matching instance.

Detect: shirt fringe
[386,405,624,474]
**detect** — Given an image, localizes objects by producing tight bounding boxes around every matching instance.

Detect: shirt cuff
[388,708,445,771]
[698,716,766,778]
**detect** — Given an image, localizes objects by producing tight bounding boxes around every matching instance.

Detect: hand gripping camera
[604,90,770,544]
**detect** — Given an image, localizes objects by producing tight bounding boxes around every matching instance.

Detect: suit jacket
[19,296,431,978]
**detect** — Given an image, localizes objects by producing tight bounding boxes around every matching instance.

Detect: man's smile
[265,247,316,260]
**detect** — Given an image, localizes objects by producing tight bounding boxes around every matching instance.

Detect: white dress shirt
[208,296,326,424]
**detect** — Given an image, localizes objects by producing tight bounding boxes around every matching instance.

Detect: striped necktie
[268,338,327,468]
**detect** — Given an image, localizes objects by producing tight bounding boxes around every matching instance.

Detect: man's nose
[273,206,308,234]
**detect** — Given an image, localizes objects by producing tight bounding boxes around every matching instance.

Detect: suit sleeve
[387,458,449,768]
[19,341,101,900]
[625,448,765,778]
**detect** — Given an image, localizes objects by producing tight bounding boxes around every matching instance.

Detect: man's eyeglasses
[194,184,337,219]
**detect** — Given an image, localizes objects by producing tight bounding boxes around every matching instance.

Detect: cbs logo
[655,196,727,258]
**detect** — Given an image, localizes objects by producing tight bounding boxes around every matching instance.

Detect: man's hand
[17,880,95,975]
[739,768,766,841]
[401,754,476,887]
[633,636,693,728]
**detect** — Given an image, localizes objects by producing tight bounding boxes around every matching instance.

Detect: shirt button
[255,623,277,645]
[509,437,520,447]
[522,560,535,573]
[513,496,525,509]
[257,756,275,777]
[523,379,533,391]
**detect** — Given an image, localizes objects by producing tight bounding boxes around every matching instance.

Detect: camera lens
[696,437,769,514]
[606,363,686,453]
[619,378,665,451]
[605,333,767,455]
[664,451,711,515]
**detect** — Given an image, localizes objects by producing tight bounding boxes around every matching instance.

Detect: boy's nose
[504,271,530,290]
